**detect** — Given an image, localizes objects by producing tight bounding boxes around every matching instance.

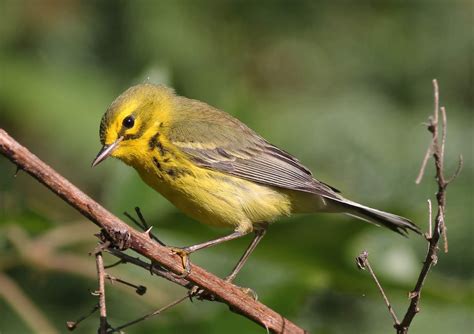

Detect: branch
[356,251,399,326]
[0,129,306,334]
[357,79,461,334]
[107,294,189,333]
[95,252,109,333]
[396,80,461,333]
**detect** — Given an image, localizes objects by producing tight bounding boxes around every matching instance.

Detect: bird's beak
[91,136,124,167]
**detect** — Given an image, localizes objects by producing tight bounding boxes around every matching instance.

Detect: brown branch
[95,252,109,333]
[0,129,306,334]
[356,251,399,326]
[358,79,461,334]
[395,79,461,333]
[415,79,439,185]
[106,248,192,289]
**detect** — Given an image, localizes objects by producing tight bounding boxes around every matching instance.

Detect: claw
[223,277,258,301]
[169,247,192,278]
[239,287,258,301]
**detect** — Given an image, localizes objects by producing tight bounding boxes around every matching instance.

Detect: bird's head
[92,83,174,167]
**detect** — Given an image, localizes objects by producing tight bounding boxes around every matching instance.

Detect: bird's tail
[327,198,421,236]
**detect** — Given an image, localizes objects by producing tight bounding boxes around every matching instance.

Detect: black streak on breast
[152,157,162,171]
[148,132,160,150]
[167,168,190,179]
[156,142,167,156]
[148,131,168,156]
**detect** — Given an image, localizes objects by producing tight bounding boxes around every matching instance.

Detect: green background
[0,1,472,333]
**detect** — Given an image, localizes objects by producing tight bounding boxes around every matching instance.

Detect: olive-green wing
[169,98,340,199]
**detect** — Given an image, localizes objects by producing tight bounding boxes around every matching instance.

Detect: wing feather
[169,98,341,199]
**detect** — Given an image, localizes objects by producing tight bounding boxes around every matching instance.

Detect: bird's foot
[168,247,192,278]
[236,286,258,301]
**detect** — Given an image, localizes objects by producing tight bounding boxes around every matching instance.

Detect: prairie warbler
[93,84,419,281]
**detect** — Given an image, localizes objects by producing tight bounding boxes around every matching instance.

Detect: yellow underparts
[115,133,293,234]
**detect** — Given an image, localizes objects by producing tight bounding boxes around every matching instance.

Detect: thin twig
[66,304,99,331]
[415,144,432,185]
[425,199,432,240]
[440,107,447,166]
[0,129,306,334]
[105,274,147,295]
[96,252,109,334]
[356,251,399,326]
[106,248,192,289]
[104,259,125,269]
[107,294,189,333]
[415,79,439,184]
[446,155,463,184]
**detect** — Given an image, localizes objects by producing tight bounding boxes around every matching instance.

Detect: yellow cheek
[104,131,119,145]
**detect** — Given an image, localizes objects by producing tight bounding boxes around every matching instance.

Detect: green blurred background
[0,1,472,333]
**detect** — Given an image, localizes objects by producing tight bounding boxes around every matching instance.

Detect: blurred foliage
[0,0,472,333]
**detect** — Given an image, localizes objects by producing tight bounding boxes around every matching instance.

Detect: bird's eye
[122,116,135,129]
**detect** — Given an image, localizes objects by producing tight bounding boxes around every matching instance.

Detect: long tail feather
[329,198,420,236]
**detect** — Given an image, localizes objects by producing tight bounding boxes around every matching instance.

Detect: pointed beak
[91,136,123,167]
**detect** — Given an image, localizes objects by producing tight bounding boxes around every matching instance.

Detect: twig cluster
[356,79,462,333]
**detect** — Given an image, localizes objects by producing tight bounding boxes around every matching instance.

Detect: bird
[92,83,420,281]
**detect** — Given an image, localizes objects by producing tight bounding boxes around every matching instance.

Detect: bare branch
[395,80,460,333]
[66,304,99,331]
[105,273,147,295]
[415,79,439,184]
[446,154,463,184]
[95,252,109,334]
[359,80,460,334]
[432,79,439,124]
[440,106,447,166]
[356,251,400,326]
[106,248,192,289]
[415,144,433,185]
[107,294,189,333]
[425,199,433,240]
[0,129,306,334]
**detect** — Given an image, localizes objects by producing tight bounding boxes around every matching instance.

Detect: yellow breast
[123,132,293,234]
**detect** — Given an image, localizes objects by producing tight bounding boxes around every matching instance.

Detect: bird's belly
[139,167,293,233]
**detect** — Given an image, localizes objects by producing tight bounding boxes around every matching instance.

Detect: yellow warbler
[93,83,419,280]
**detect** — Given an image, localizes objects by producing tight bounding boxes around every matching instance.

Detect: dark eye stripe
[122,122,148,140]
[119,109,154,141]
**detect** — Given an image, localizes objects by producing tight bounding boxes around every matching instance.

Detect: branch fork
[357,79,462,334]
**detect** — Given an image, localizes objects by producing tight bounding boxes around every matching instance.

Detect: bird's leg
[169,230,247,277]
[224,223,268,283]
[191,223,269,301]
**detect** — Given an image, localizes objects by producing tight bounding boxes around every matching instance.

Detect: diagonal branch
[0,129,306,334]
[356,251,399,326]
